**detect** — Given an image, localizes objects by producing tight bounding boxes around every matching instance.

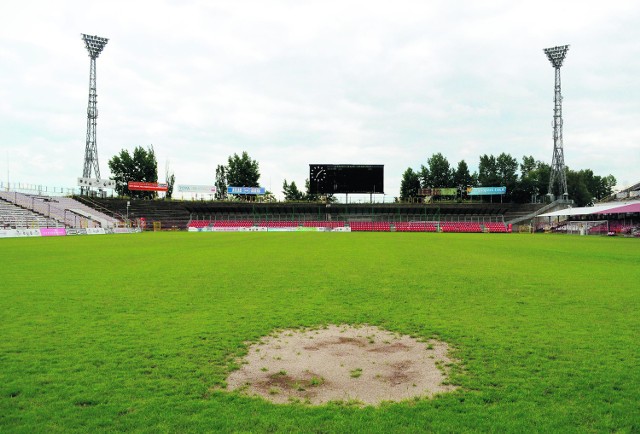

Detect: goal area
[563,220,609,236]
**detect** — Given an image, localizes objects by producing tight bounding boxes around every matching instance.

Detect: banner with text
[177,184,217,194]
[467,186,506,196]
[227,186,266,195]
[78,178,116,189]
[418,187,458,196]
[128,181,168,192]
[40,228,67,237]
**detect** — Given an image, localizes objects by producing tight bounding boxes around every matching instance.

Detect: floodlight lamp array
[82,34,109,59]
[544,45,569,68]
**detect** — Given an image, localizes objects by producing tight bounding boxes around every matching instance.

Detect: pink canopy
[599,202,640,214]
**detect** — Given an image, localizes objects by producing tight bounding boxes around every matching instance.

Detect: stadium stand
[256,220,300,228]
[440,222,483,233]
[0,198,61,228]
[74,196,189,230]
[0,191,119,228]
[212,220,254,228]
[303,220,346,228]
[483,222,509,233]
[394,221,438,232]
[349,221,391,232]
[187,219,211,228]
[72,197,546,232]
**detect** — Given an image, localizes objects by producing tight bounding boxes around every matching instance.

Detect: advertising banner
[418,187,458,196]
[66,228,86,235]
[332,227,352,232]
[86,228,106,235]
[113,228,137,234]
[128,181,168,192]
[467,186,506,196]
[298,227,319,232]
[227,186,266,195]
[0,229,17,238]
[1,229,41,237]
[177,185,217,194]
[78,177,116,189]
[265,227,298,232]
[40,228,67,237]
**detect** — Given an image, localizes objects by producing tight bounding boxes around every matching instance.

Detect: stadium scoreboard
[309,164,384,194]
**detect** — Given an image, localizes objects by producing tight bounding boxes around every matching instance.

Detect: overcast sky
[1,0,638,200]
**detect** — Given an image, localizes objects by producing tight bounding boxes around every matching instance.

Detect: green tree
[603,175,617,198]
[226,151,260,188]
[453,160,474,189]
[580,170,617,201]
[418,165,429,188]
[304,178,319,202]
[426,153,453,187]
[566,169,592,206]
[496,152,519,200]
[164,161,175,200]
[520,155,537,177]
[478,154,500,187]
[166,174,175,199]
[400,167,421,201]
[535,162,551,199]
[512,159,550,203]
[108,145,158,198]
[214,164,227,200]
[282,179,304,201]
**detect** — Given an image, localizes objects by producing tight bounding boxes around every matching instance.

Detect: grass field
[1,232,639,432]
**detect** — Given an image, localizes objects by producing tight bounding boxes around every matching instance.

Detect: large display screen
[309,164,384,194]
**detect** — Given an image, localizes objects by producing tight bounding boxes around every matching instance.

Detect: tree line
[400,153,616,206]
[107,146,616,206]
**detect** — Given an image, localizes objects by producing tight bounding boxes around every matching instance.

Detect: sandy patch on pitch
[226,324,457,405]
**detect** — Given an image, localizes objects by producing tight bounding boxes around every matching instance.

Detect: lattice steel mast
[81,34,108,194]
[543,45,569,201]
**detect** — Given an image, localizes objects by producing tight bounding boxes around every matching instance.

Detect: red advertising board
[128,181,168,192]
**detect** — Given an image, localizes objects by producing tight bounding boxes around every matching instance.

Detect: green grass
[0,232,638,432]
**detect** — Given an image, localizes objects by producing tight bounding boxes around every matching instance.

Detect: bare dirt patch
[226,324,458,405]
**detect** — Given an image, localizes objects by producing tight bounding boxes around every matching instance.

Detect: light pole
[80,34,109,195]
[543,44,570,201]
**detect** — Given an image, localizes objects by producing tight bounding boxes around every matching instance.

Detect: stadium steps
[0,197,62,228]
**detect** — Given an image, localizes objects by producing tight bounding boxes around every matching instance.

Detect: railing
[1,181,81,196]
[73,195,125,222]
[0,191,98,228]
[507,199,571,225]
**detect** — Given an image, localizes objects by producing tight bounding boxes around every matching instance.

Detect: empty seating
[349,222,391,232]
[303,220,345,228]
[188,220,211,228]
[0,199,59,228]
[212,220,254,227]
[256,221,299,228]
[483,222,508,233]
[394,222,438,232]
[439,222,483,233]
[0,191,117,228]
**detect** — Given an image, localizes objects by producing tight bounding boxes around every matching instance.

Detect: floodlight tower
[81,34,108,195]
[543,44,570,201]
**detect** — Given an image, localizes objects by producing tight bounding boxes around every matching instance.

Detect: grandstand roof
[600,202,640,214]
[539,201,640,217]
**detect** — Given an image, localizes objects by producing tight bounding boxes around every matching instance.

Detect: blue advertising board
[227,186,266,195]
[467,186,506,196]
